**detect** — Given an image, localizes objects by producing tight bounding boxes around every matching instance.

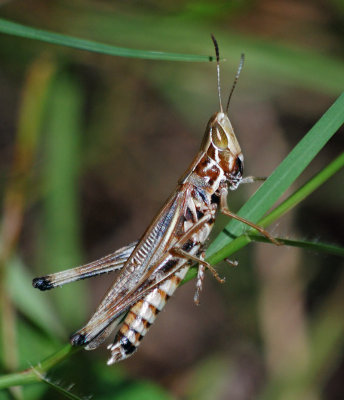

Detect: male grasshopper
[33,36,277,365]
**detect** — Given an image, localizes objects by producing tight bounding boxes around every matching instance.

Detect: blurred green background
[0,1,343,399]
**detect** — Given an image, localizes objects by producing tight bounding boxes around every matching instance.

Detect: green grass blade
[62,10,344,95]
[7,258,65,339]
[205,150,344,267]
[257,152,344,228]
[0,18,211,62]
[248,235,344,257]
[207,93,344,259]
[0,344,78,389]
[40,72,86,327]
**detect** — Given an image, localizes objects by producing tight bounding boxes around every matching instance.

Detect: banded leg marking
[107,269,187,364]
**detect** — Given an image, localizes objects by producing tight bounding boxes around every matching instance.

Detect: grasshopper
[33,36,277,365]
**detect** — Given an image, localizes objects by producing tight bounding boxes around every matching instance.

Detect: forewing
[72,185,191,346]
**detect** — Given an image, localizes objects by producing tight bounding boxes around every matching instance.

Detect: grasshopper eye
[211,126,228,150]
[234,155,244,176]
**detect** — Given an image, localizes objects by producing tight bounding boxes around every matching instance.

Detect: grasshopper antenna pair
[211,35,264,187]
[211,34,245,116]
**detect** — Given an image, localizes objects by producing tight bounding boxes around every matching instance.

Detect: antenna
[211,34,223,113]
[225,53,245,114]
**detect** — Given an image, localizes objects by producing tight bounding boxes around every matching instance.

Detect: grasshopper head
[184,37,245,190]
[201,112,243,190]
[200,37,245,190]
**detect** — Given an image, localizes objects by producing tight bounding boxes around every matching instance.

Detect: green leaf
[248,235,344,257]
[258,152,344,229]
[0,18,211,62]
[6,257,65,339]
[207,151,344,265]
[62,10,344,95]
[40,71,86,327]
[0,344,78,389]
[16,320,59,368]
[207,93,344,264]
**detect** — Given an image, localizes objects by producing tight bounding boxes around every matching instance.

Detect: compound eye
[234,155,243,175]
[211,126,228,150]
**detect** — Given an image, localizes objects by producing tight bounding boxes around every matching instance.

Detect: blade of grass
[206,151,344,266]
[207,93,344,259]
[7,257,65,339]
[257,152,344,228]
[0,344,78,389]
[0,18,212,62]
[40,72,86,327]
[67,10,344,95]
[247,236,344,257]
